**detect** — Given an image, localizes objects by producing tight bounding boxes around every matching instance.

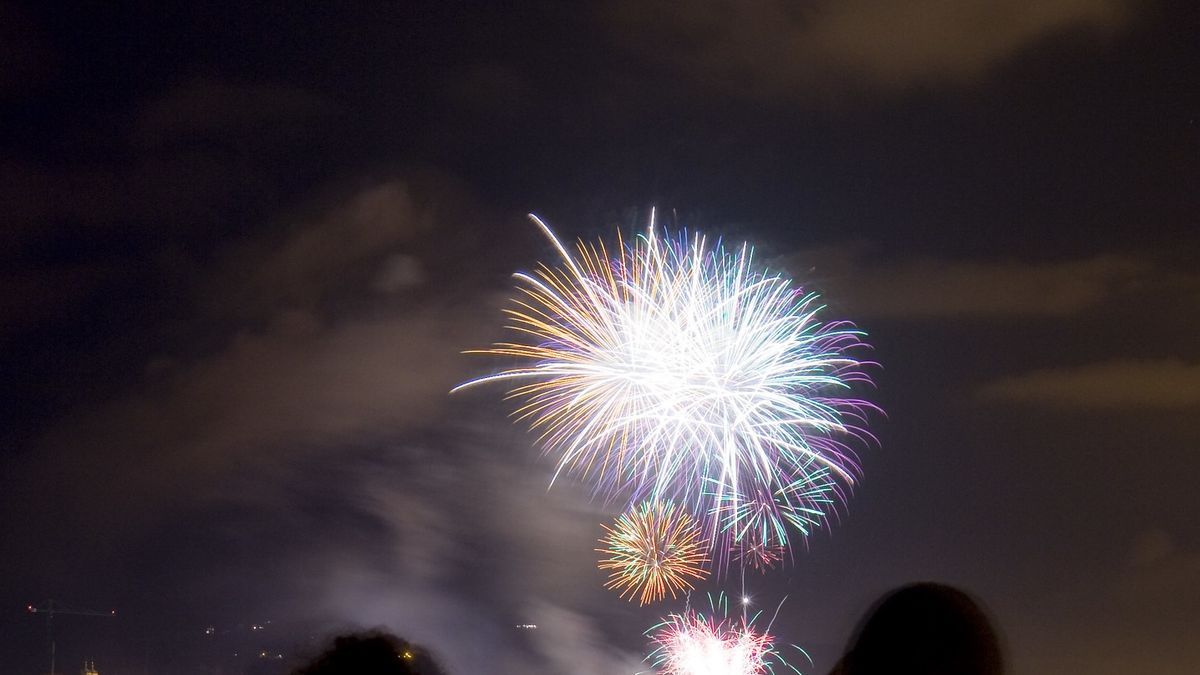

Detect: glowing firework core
[649,611,774,675]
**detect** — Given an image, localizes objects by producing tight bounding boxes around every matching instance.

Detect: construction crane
[26,600,116,675]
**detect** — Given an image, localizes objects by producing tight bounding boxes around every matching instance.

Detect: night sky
[2,2,1198,674]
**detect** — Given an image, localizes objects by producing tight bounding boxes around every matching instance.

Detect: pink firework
[649,613,771,675]
[733,538,786,573]
[645,593,808,674]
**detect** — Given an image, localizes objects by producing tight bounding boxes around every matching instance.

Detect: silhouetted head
[293,631,446,675]
[836,583,1004,675]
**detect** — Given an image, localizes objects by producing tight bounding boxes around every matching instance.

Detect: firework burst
[733,538,786,573]
[718,462,839,568]
[645,593,807,675]
[455,213,877,556]
[597,500,709,605]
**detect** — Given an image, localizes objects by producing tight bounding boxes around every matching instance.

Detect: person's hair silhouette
[832,582,1004,675]
[293,631,446,675]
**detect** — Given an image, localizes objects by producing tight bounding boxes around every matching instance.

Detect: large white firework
[455,212,876,555]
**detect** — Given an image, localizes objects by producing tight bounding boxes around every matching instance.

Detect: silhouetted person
[293,631,446,675]
[831,583,1004,675]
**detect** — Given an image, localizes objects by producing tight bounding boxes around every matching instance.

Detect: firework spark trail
[455,213,877,557]
[597,500,710,605]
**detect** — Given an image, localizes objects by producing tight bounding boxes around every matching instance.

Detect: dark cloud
[7,178,483,526]
[298,437,647,674]
[2,77,337,244]
[0,161,133,237]
[978,358,1200,409]
[0,158,260,237]
[133,79,337,148]
[523,601,647,675]
[0,86,425,339]
[0,1,54,99]
[1119,529,1200,615]
[786,245,1148,318]
[204,180,434,317]
[1021,529,1200,675]
[1,174,647,672]
[443,64,535,118]
[608,0,1136,96]
[372,254,426,293]
[0,263,113,338]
